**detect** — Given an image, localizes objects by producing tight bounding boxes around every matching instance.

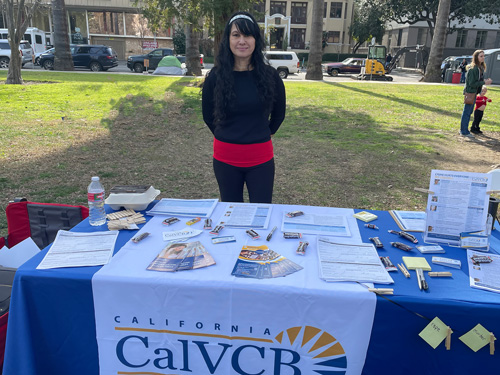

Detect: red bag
[0,200,89,250]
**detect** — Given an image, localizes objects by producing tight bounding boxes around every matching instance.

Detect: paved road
[20,60,427,84]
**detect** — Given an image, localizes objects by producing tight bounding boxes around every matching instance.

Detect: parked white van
[264,51,300,79]
[0,27,50,55]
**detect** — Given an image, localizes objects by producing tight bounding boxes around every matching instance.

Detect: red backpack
[0,199,89,250]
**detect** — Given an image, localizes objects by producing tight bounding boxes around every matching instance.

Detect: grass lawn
[1,70,499,235]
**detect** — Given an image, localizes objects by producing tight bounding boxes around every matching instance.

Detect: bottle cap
[92,176,100,181]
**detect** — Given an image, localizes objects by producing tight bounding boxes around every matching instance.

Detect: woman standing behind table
[202,11,286,203]
[460,50,492,138]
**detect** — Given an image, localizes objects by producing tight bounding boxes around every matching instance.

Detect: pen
[416,268,428,290]
[266,226,277,241]
[397,263,410,278]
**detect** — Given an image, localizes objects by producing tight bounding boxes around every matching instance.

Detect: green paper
[419,317,450,349]
[459,324,495,352]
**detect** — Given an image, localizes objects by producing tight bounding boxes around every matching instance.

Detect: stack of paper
[432,257,461,269]
[231,245,302,278]
[146,198,218,218]
[317,237,394,284]
[147,241,215,272]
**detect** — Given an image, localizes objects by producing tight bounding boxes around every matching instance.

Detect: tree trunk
[185,24,201,76]
[52,0,74,71]
[5,0,40,84]
[305,0,324,80]
[423,0,449,82]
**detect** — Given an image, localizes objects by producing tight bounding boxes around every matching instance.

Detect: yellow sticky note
[353,211,378,222]
[419,317,451,349]
[459,324,495,352]
[403,256,432,271]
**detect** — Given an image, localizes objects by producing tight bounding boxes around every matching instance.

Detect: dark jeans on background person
[471,109,484,132]
[213,158,275,203]
[460,102,475,135]
[460,71,466,83]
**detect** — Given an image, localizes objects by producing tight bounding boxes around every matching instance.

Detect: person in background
[385,53,392,69]
[470,87,492,134]
[459,59,467,83]
[202,11,286,203]
[460,50,492,138]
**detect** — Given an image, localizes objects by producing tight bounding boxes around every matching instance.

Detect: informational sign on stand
[424,170,491,247]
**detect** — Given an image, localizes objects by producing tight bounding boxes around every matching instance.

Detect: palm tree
[52,0,74,71]
[305,0,324,80]
[423,0,451,82]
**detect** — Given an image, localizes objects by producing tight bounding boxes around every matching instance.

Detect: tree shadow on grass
[0,80,216,233]
[274,103,496,211]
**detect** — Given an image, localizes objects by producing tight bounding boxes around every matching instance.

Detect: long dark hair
[208,11,276,124]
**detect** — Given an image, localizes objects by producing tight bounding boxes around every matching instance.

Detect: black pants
[213,158,275,203]
[471,109,484,131]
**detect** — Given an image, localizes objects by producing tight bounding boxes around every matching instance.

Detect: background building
[382,19,500,68]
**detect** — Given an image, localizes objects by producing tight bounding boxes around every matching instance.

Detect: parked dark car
[322,57,365,76]
[127,48,174,73]
[39,44,118,71]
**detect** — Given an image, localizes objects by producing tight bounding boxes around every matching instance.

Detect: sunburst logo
[273,325,347,374]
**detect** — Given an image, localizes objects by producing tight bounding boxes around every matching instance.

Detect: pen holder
[488,197,500,230]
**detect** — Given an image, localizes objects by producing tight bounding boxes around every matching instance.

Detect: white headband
[229,15,254,24]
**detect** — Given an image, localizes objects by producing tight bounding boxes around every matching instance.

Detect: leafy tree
[2,0,41,84]
[140,0,202,75]
[369,0,500,39]
[172,26,186,54]
[350,0,386,53]
[305,0,324,80]
[423,0,451,82]
[52,0,74,71]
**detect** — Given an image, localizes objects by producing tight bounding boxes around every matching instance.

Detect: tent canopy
[158,55,182,68]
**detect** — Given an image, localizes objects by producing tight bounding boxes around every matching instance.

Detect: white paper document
[217,203,272,229]
[390,210,426,232]
[37,230,118,269]
[282,212,351,236]
[424,170,491,247]
[0,237,40,268]
[467,250,500,294]
[317,237,394,284]
[146,198,218,218]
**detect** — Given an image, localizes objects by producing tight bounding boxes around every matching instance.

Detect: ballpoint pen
[266,226,277,241]
[416,268,428,290]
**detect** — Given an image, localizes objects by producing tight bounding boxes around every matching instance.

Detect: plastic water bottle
[88,176,106,226]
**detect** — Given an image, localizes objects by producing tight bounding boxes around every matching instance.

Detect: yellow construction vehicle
[357,45,393,81]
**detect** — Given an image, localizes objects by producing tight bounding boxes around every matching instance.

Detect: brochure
[146,198,218,218]
[231,245,302,279]
[147,241,215,272]
[218,203,272,229]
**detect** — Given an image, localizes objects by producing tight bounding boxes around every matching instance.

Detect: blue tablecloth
[4,206,500,374]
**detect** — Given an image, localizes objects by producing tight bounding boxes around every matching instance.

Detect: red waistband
[213,138,274,167]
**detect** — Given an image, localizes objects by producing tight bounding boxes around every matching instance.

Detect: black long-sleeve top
[202,67,286,145]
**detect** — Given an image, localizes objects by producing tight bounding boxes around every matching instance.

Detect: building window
[124,13,170,37]
[327,31,340,43]
[290,28,305,49]
[324,2,327,18]
[291,2,307,24]
[417,28,427,46]
[270,1,287,16]
[330,2,342,18]
[397,29,402,46]
[344,2,348,19]
[69,10,88,43]
[88,12,124,35]
[475,30,487,48]
[496,31,500,48]
[455,29,467,48]
[253,1,265,22]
